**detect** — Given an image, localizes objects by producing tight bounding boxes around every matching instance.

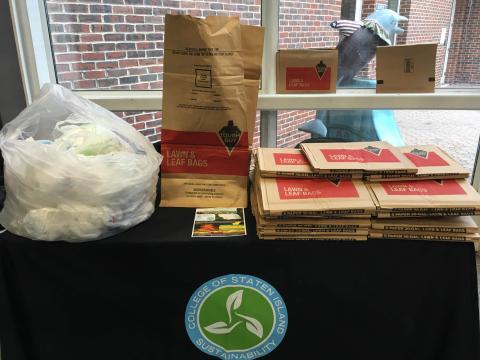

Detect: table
[0,205,479,360]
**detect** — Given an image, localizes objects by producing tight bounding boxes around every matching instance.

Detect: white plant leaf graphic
[226,290,243,323]
[236,313,264,338]
[204,321,242,334]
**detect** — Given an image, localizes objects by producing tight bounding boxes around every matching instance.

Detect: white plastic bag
[0,84,162,242]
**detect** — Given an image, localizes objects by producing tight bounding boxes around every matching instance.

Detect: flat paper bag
[276,49,338,93]
[376,44,437,93]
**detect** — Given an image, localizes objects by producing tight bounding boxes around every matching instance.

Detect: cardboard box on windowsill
[276,49,338,93]
[376,43,437,93]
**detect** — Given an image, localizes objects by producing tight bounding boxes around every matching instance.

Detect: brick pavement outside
[394,110,480,175]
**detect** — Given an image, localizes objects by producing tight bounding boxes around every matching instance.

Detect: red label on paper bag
[161,128,249,176]
[161,143,249,176]
[276,178,359,200]
[321,149,400,163]
[162,129,249,148]
[285,67,331,90]
[273,153,309,165]
[404,151,449,167]
[381,180,467,196]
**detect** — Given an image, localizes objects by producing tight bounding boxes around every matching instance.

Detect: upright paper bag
[161,15,259,208]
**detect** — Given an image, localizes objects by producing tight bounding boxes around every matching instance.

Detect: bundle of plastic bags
[0,84,162,242]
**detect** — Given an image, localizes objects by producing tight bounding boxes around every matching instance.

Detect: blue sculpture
[366,9,408,41]
[336,9,408,85]
[297,9,408,147]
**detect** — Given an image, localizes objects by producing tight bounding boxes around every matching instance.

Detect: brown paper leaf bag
[160,15,263,208]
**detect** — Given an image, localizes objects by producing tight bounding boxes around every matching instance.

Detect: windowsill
[78,88,480,111]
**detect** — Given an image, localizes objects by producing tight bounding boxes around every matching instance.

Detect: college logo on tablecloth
[185,274,288,359]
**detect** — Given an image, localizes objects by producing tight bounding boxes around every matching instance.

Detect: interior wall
[0,1,26,126]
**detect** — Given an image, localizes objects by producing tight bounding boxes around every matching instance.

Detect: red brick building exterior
[444,0,480,86]
[396,0,454,87]
[45,0,479,148]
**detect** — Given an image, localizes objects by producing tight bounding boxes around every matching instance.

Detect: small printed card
[192,208,247,237]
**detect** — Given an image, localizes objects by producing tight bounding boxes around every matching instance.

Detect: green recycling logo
[200,287,273,350]
[185,274,288,359]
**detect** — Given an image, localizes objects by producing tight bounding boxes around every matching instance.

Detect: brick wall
[46,0,261,142]
[277,110,317,147]
[277,0,341,148]
[115,110,162,142]
[444,0,480,86]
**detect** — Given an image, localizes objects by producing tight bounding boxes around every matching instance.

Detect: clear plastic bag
[0,84,162,242]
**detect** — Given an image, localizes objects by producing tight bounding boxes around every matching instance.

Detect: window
[388,0,400,12]
[275,109,480,179]
[271,0,480,164]
[24,0,480,92]
[45,1,261,91]
[42,0,260,141]
[341,0,358,21]
[8,0,480,189]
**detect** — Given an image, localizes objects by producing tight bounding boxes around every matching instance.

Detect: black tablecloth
[0,205,479,360]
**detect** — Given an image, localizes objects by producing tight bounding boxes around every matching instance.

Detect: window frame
[340,0,362,21]
[9,0,56,104]
[9,0,480,188]
[355,0,364,22]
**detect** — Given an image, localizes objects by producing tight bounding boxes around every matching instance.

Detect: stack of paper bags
[366,145,480,241]
[300,141,417,178]
[255,147,362,179]
[365,145,480,243]
[367,179,480,218]
[251,148,375,241]
[366,145,469,181]
[251,143,480,244]
[370,217,479,242]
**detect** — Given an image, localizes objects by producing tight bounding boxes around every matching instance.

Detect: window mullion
[472,138,480,191]
[260,111,277,148]
[9,0,56,104]
[355,0,364,22]
[260,0,279,147]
